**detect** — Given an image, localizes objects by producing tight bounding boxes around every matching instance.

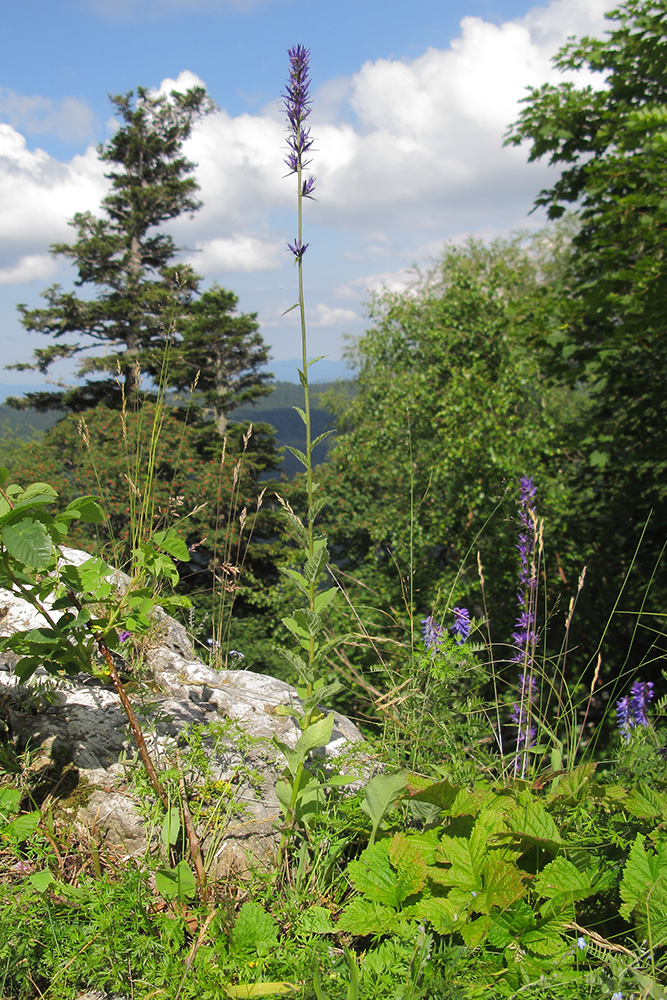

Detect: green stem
[296,162,316,711]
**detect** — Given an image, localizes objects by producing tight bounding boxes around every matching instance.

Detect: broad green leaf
[314,587,337,614]
[294,713,334,757]
[461,914,493,949]
[482,855,525,910]
[0,787,21,817]
[387,832,428,900]
[161,807,181,847]
[361,771,408,841]
[6,811,41,842]
[27,869,57,893]
[336,896,401,935]
[534,856,592,901]
[406,776,460,811]
[434,836,483,893]
[63,495,105,523]
[154,860,196,902]
[417,895,463,933]
[506,797,563,849]
[2,518,53,569]
[153,528,190,561]
[232,901,279,957]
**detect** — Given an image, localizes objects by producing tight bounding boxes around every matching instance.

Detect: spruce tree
[10,85,213,411]
[153,284,273,436]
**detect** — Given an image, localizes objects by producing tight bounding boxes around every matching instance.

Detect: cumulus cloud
[185,235,283,274]
[309,304,359,328]
[0,125,107,265]
[0,254,59,287]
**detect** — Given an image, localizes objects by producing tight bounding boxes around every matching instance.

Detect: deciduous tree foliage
[506,0,667,663]
[322,236,577,633]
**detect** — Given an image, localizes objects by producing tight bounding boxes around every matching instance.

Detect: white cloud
[309,304,358,328]
[0,90,95,143]
[0,126,107,258]
[0,254,59,286]
[186,235,283,274]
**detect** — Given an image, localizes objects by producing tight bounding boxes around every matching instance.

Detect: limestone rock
[0,547,367,872]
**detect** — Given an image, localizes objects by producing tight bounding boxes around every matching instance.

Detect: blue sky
[0,0,610,391]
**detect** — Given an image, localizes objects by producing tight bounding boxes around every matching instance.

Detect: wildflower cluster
[511,475,538,663]
[617,680,654,740]
[510,673,538,753]
[421,607,471,652]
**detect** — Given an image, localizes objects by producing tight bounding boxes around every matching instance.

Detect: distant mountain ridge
[0,379,355,477]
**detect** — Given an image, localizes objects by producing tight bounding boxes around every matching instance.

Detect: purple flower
[510,673,538,768]
[421,615,444,652]
[287,237,309,260]
[451,607,471,645]
[118,630,131,643]
[511,476,538,665]
[283,45,316,190]
[617,680,654,739]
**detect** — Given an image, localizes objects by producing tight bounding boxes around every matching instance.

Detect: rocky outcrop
[0,547,366,873]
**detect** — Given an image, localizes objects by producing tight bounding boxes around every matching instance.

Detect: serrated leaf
[285,445,308,468]
[278,646,309,679]
[6,811,41,842]
[461,914,493,948]
[293,405,307,425]
[336,896,400,936]
[388,832,428,900]
[281,567,309,595]
[507,797,563,848]
[2,518,54,569]
[534,856,592,901]
[311,430,335,450]
[314,587,337,614]
[482,855,525,910]
[304,546,328,583]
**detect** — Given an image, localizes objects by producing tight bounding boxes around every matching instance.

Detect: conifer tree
[153,284,273,436]
[10,85,213,412]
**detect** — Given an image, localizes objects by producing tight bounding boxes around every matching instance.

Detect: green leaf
[0,787,21,818]
[63,496,105,523]
[361,772,408,842]
[293,405,307,425]
[161,807,181,847]
[534,856,592,901]
[154,860,196,902]
[285,445,308,468]
[294,713,335,757]
[336,896,402,936]
[232,901,279,957]
[153,528,190,561]
[314,587,337,614]
[27,869,57,893]
[6,811,41,842]
[2,518,54,569]
[303,546,329,583]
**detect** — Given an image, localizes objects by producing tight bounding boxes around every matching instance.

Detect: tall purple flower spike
[617,680,654,740]
[284,45,316,259]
